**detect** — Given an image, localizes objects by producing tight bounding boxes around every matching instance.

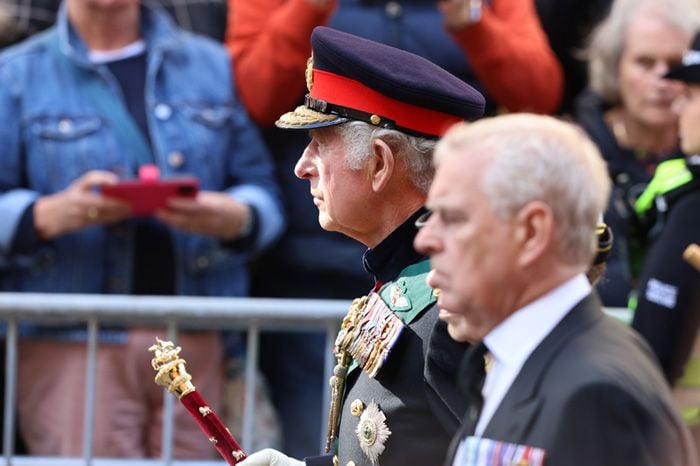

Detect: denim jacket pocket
[174,103,234,186]
[181,103,233,129]
[26,115,121,190]
[32,115,102,140]
[182,235,246,275]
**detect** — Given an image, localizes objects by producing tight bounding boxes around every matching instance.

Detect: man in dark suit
[415,113,697,466]
[239,26,485,466]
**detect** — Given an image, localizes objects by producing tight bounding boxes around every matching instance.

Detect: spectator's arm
[226,0,336,126]
[447,0,563,114]
[223,96,285,251]
[0,63,41,257]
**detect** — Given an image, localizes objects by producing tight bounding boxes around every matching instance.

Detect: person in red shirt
[228,0,563,125]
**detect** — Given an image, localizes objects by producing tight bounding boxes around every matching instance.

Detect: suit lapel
[425,319,471,430]
[482,294,604,441]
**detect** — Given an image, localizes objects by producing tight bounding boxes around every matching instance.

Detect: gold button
[350,399,364,417]
[346,462,356,466]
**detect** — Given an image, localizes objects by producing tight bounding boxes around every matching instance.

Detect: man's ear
[368,138,395,192]
[513,201,555,268]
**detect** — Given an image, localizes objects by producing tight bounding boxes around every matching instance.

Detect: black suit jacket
[451,294,697,466]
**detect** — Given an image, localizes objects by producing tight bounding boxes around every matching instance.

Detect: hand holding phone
[101,165,199,216]
[35,170,132,240]
[155,191,251,240]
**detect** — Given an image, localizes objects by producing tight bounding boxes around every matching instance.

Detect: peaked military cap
[665,32,700,84]
[276,26,485,139]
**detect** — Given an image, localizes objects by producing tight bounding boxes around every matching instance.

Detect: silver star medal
[355,401,391,465]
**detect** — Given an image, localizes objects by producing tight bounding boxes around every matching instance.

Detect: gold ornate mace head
[149,337,196,398]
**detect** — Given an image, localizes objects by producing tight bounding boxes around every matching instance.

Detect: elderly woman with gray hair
[574,0,700,308]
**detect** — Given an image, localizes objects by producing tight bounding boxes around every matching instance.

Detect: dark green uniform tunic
[307,210,470,466]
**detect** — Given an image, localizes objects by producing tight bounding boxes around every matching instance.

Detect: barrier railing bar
[160,322,178,466]
[82,318,98,466]
[3,318,17,466]
[0,294,350,326]
[242,324,259,454]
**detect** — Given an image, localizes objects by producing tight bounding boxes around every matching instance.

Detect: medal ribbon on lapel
[324,293,405,453]
[337,292,405,377]
[456,436,546,466]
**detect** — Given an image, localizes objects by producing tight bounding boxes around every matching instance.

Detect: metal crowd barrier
[0,293,351,466]
[0,293,634,466]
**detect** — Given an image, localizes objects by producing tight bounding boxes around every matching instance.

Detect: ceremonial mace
[149,337,246,465]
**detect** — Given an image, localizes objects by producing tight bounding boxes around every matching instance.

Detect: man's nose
[294,146,315,180]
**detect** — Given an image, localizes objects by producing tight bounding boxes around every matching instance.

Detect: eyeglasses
[414,210,432,228]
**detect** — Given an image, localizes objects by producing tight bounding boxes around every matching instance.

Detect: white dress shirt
[475,273,591,435]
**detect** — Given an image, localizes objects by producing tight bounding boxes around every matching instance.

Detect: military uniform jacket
[446,294,697,466]
[307,210,469,466]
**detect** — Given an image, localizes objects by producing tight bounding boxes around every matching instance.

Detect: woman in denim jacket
[0,0,284,458]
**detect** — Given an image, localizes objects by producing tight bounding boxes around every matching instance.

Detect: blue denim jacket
[0,5,284,303]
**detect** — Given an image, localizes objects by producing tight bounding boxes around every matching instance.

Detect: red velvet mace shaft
[149,338,246,465]
[180,390,246,465]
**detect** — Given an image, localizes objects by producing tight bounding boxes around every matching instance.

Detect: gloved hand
[238,448,304,466]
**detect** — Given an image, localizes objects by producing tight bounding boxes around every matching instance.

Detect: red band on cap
[310,69,463,137]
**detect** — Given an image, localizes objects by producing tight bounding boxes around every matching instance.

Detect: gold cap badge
[305,54,314,92]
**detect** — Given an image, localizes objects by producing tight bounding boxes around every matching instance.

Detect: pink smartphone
[101,177,199,216]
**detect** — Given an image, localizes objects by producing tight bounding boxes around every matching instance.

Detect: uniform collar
[363,208,426,284]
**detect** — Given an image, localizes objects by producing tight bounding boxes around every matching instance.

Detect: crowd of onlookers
[0,0,699,460]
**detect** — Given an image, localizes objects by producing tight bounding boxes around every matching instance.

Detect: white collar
[484,274,591,370]
[89,40,146,64]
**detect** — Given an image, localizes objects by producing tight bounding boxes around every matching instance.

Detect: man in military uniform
[239,26,484,466]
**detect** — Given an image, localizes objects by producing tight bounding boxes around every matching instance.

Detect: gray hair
[435,114,611,266]
[587,0,700,104]
[336,121,436,193]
